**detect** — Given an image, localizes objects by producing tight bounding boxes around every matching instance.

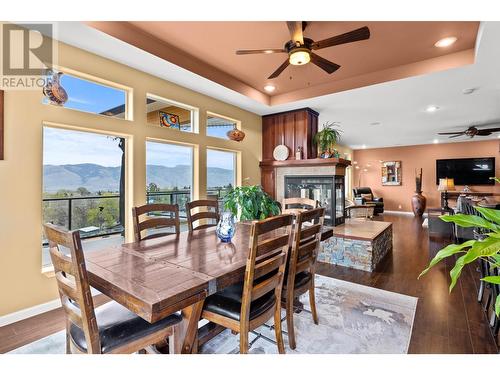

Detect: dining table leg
[171,299,205,354]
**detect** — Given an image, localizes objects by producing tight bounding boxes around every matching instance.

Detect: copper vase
[411,192,427,217]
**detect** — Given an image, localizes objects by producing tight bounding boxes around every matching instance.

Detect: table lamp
[438,177,455,210]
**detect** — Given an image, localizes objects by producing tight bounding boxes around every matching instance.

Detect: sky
[44,127,236,170]
[42,74,237,170]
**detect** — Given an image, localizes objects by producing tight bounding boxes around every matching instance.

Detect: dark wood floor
[0,214,498,354]
[317,214,499,354]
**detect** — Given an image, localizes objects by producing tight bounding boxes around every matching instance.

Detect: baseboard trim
[383,210,428,217]
[0,289,101,327]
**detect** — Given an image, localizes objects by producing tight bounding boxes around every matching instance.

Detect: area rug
[9,275,417,354]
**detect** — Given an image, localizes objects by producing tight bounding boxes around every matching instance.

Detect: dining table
[84,222,333,354]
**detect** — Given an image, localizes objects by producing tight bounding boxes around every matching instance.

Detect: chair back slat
[186,199,219,232]
[132,204,180,242]
[251,273,281,301]
[239,214,293,325]
[44,223,101,353]
[286,208,325,292]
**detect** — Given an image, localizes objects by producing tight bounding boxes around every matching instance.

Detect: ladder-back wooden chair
[186,199,219,232]
[44,223,181,354]
[132,203,180,242]
[201,214,294,354]
[282,207,325,349]
[282,197,319,217]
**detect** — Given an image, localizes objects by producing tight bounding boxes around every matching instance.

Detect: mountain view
[43,163,234,192]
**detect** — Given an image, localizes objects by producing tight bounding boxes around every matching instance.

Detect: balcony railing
[42,188,229,242]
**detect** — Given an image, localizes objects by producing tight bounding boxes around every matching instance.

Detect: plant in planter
[411,168,426,216]
[419,177,500,316]
[223,185,281,221]
[313,122,343,158]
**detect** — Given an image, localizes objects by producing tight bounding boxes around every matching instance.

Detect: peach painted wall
[352,140,500,212]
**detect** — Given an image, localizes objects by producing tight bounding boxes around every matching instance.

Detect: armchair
[352,187,384,215]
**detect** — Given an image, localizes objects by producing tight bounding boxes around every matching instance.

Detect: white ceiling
[53,21,500,150]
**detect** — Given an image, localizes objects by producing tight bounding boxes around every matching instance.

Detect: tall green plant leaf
[418,240,475,279]
[473,206,500,224]
[462,237,500,265]
[440,214,500,231]
[449,254,467,292]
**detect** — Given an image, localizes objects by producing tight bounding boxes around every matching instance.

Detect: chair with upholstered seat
[132,203,180,242]
[282,207,325,350]
[44,223,181,354]
[201,214,293,354]
[186,199,219,232]
[282,197,319,217]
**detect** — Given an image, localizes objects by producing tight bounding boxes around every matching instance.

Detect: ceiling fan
[438,125,500,138]
[235,22,370,79]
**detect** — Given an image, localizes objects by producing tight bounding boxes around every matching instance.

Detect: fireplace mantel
[259,158,351,168]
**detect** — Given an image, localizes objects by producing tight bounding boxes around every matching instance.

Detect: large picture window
[207,148,236,200]
[146,141,194,228]
[42,126,126,267]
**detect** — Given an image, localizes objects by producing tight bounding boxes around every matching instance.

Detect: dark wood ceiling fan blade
[236,49,286,55]
[312,26,370,50]
[268,59,290,79]
[477,127,500,134]
[448,134,465,138]
[438,131,465,135]
[286,21,304,44]
[310,53,341,74]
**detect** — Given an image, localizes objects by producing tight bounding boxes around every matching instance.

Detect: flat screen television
[436,157,495,185]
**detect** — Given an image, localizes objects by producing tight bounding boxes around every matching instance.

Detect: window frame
[146,93,199,134]
[43,66,133,121]
[205,111,241,141]
[206,146,239,195]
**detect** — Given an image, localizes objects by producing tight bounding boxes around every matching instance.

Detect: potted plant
[223,185,281,221]
[313,122,343,158]
[419,177,500,317]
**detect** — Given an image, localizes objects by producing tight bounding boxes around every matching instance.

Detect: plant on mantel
[313,122,343,159]
[223,185,280,221]
[419,177,500,316]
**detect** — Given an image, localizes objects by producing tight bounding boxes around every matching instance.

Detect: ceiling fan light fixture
[289,49,310,66]
[434,36,457,48]
[263,84,276,93]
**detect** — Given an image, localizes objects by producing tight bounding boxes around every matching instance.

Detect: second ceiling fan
[236,22,371,79]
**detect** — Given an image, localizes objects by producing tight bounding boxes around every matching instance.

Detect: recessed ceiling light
[433,139,439,144]
[426,105,440,113]
[263,84,276,93]
[355,166,360,169]
[434,36,457,48]
[497,135,500,139]
[362,144,367,149]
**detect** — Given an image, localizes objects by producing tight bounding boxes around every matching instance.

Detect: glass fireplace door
[334,176,345,226]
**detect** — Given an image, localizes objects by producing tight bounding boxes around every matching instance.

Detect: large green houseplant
[223,185,280,221]
[313,122,343,158]
[419,178,500,316]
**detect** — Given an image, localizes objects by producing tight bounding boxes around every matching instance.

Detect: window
[207,148,236,200]
[146,141,194,229]
[43,72,128,119]
[206,113,240,140]
[42,126,125,267]
[146,94,198,133]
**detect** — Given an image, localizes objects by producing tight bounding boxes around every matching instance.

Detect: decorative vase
[411,192,427,217]
[216,212,236,242]
[43,71,68,106]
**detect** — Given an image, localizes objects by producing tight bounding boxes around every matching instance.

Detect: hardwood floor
[0,214,498,354]
[316,214,499,354]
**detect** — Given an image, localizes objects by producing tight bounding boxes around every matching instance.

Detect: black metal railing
[42,188,230,242]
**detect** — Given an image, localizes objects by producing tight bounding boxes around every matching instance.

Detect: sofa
[352,187,384,215]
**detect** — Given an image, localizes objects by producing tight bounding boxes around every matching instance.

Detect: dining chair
[186,199,219,232]
[132,203,180,242]
[282,207,325,350]
[282,197,318,216]
[201,214,294,354]
[44,223,181,354]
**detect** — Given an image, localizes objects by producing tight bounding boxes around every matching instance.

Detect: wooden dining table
[84,222,333,354]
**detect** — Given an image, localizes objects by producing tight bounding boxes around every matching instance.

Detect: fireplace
[284,175,345,226]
